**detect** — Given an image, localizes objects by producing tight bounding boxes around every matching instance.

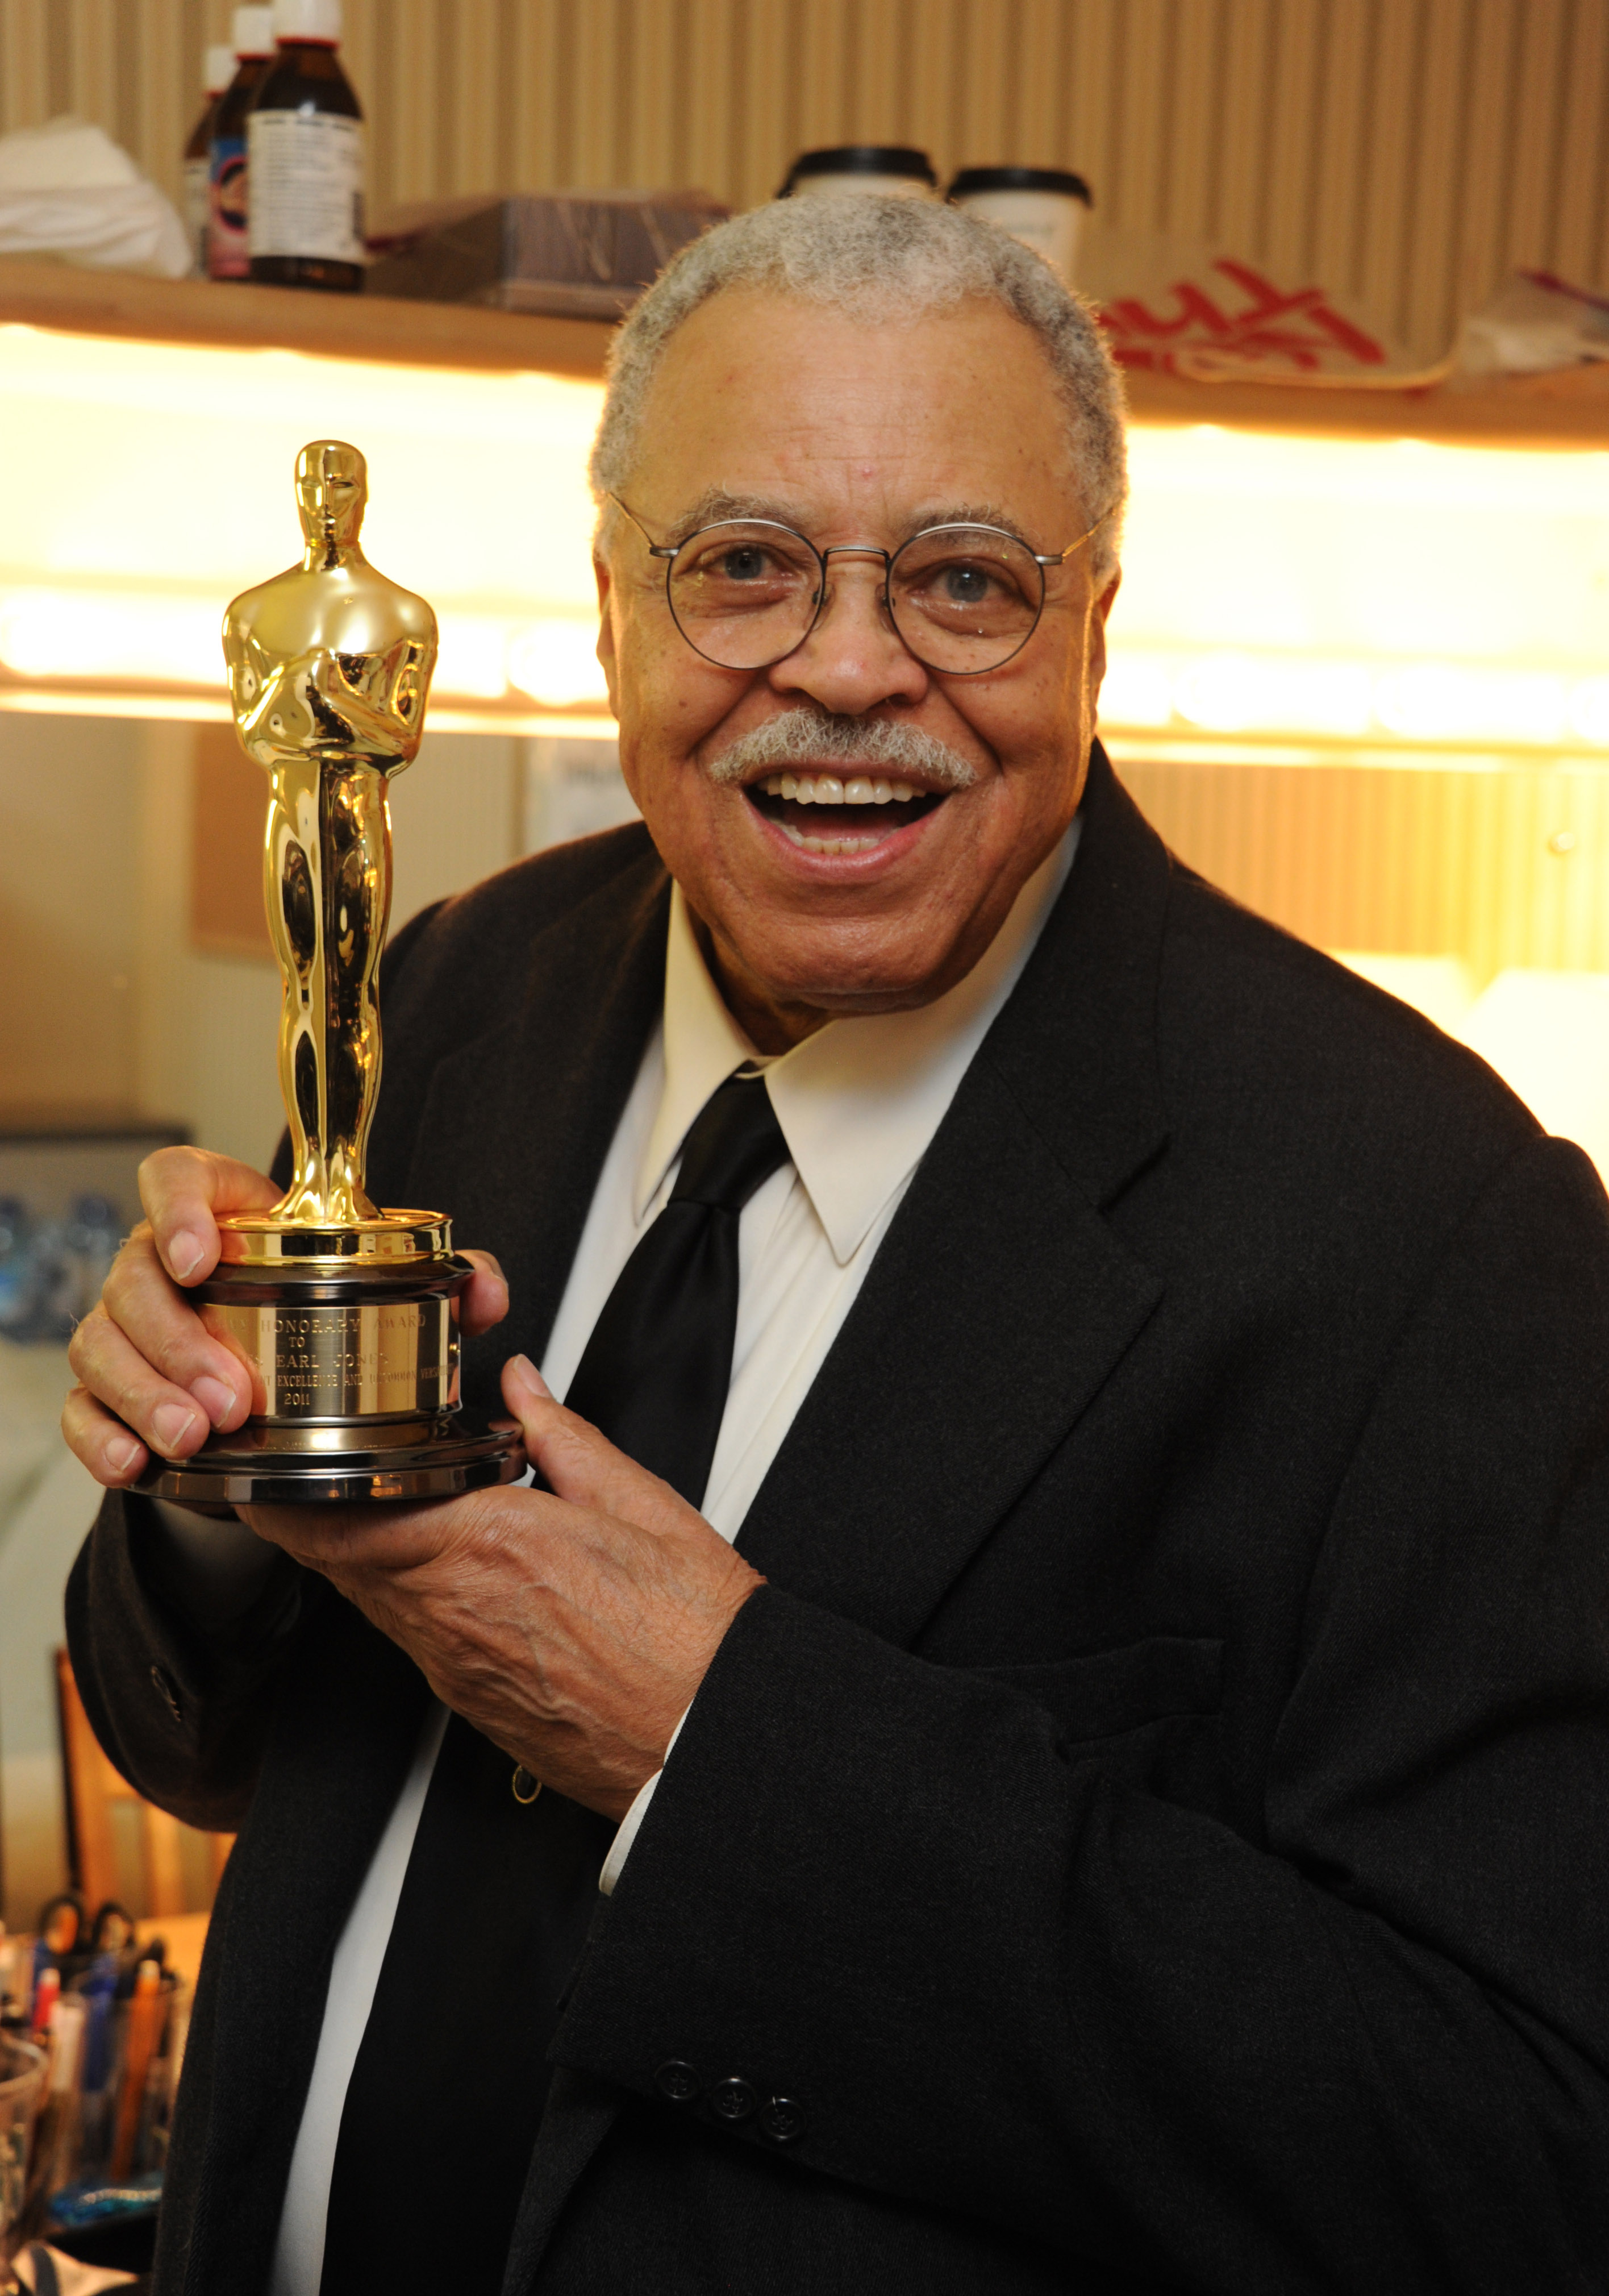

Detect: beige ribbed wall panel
[1118,759,1609,978]
[3,0,1609,359]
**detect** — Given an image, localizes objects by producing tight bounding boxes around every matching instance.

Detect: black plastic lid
[948,165,1093,206]
[780,145,938,196]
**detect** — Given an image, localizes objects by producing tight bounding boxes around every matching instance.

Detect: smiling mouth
[745,770,948,856]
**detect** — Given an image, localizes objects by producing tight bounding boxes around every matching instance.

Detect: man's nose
[766,555,928,714]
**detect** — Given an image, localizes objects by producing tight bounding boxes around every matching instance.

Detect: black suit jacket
[68,746,1609,2293]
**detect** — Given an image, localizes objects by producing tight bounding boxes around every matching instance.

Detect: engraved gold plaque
[136,442,524,1505]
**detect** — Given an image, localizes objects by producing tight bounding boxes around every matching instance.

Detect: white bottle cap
[273,0,342,40]
[204,42,237,94]
[232,5,276,56]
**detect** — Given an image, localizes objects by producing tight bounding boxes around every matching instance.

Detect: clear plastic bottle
[33,1194,121,1342]
[247,0,365,294]
[209,4,277,282]
[0,1195,39,1340]
[184,43,236,276]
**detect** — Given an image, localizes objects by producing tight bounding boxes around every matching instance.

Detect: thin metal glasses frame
[610,494,1104,676]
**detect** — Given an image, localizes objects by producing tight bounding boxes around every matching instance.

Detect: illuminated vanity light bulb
[1169,653,1373,738]
[1172,653,1260,732]
[0,589,224,685]
[506,619,608,708]
[1098,652,1174,727]
[1373,665,1567,743]
[1373,665,1463,740]
[1458,970,1609,1187]
[433,615,511,699]
[1265,660,1372,737]
[1569,676,1609,747]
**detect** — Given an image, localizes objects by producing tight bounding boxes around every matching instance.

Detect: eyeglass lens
[665,522,1047,673]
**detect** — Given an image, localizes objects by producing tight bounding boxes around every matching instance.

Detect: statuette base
[135,1408,526,1507]
[132,1205,527,1505]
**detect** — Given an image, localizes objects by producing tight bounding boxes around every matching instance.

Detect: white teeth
[755,770,932,806]
[778,820,884,855]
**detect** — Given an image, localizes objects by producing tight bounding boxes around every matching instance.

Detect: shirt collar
[638,817,1081,1260]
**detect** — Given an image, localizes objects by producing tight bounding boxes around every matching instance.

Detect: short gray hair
[589,195,1127,583]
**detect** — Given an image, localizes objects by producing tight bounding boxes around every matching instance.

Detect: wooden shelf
[0,255,1606,447]
[1117,363,1609,450]
[0,255,614,379]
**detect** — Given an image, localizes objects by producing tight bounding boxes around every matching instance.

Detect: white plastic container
[780,145,937,201]
[948,166,1093,283]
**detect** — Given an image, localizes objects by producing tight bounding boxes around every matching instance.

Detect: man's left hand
[241,1355,763,1821]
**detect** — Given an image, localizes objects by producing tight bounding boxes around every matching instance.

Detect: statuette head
[295,438,367,551]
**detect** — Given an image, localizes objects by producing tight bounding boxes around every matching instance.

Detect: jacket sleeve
[551,1132,1609,2293]
[65,1490,313,1835]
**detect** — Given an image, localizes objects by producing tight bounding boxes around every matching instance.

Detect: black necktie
[565,1070,791,1504]
[319,1072,790,2294]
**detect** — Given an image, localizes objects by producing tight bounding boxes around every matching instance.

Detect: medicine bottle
[210,5,277,281]
[247,0,365,295]
[183,44,235,275]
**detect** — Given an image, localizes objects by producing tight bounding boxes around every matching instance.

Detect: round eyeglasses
[610,497,1104,677]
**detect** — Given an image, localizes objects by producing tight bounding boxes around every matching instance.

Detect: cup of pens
[34,1964,185,2252]
[7,1911,189,2263]
[0,2036,48,2269]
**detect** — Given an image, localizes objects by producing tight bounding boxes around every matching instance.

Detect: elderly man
[63,197,1609,2294]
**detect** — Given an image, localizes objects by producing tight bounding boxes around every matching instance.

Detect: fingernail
[106,1433,141,1475]
[192,1375,236,1428]
[508,1353,550,1399]
[167,1229,206,1282]
[153,1402,198,1455]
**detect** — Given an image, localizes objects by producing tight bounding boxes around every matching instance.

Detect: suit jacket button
[709,2077,756,2124]
[655,2060,701,2104]
[760,2095,806,2144]
[151,1665,183,1723]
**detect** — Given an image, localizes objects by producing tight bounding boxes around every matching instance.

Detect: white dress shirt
[267,819,1078,2296]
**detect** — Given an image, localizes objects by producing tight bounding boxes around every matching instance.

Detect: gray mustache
[707,709,979,789]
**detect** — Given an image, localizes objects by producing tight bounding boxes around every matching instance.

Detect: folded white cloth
[1456,269,1609,375]
[0,117,190,278]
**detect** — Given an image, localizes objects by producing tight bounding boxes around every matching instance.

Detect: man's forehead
[630,292,1078,530]
[652,483,1041,546]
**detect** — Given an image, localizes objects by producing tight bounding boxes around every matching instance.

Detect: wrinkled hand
[61,1146,510,1487]
[240,1357,764,1821]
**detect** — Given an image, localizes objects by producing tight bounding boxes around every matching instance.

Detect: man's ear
[1086,567,1120,706]
[594,554,620,716]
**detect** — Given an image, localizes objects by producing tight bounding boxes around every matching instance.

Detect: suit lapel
[735,1062,1162,1643]
[737,743,1173,1642]
[400,848,670,1410]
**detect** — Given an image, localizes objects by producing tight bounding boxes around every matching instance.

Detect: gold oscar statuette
[137,440,525,1504]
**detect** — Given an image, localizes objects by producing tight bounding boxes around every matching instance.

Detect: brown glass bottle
[209,26,275,281]
[247,39,364,294]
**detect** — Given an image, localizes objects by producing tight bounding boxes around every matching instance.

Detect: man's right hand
[61,1147,511,1491]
